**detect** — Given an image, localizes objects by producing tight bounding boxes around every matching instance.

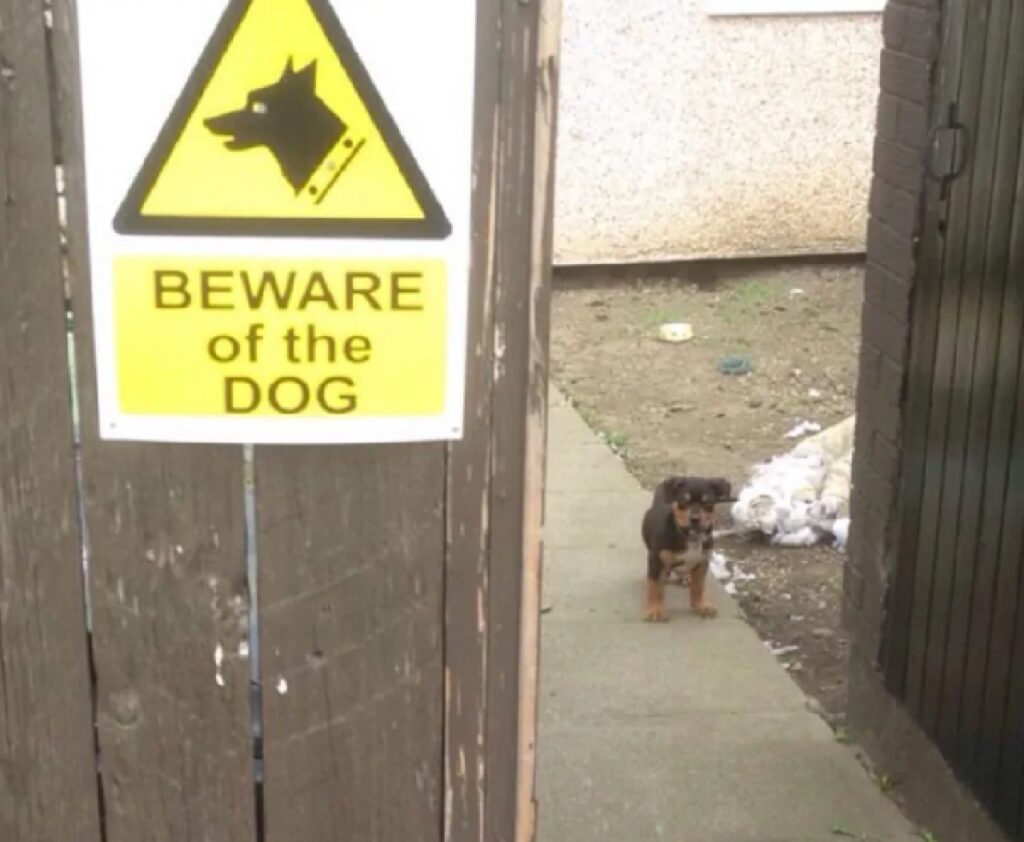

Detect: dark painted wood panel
[0,2,103,839]
[955,0,1024,781]
[886,1,1024,838]
[883,0,964,696]
[991,398,1024,837]
[905,0,988,722]
[50,3,257,841]
[977,177,1024,827]
[934,0,1014,755]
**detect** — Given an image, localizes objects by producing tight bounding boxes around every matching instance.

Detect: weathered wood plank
[256,445,446,842]
[443,0,502,836]
[0,2,103,840]
[485,4,542,839]
[515,4,560,839]
[49,3,257,841]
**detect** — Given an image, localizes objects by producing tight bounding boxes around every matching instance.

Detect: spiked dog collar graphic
[303,134,367,204]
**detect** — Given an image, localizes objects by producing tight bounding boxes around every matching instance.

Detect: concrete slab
[545,450,639,493]
[537,389,918,841]
[544,490,650,549]
[538,720,917,842]
[541,620,808,719]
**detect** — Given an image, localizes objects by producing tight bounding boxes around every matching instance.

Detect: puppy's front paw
[692,603,718,619]
[644,604,669,623]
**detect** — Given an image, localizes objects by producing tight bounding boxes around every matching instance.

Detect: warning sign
[76,0,476,444]
[115,0,450,238]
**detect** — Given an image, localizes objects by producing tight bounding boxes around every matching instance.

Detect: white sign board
[76,0,476,443]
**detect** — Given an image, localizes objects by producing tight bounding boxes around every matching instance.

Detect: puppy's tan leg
[688,562,717,619]
[644,569,669,622]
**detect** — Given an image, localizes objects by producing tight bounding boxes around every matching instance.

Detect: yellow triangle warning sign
[115,0,450,239]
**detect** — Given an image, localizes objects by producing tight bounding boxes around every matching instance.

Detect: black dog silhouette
[206,59,345,193]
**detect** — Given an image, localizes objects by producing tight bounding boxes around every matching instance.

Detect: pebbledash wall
[847,1,1017,840]
[553,0,885,265]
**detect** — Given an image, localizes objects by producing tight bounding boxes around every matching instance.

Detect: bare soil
[550,258,864,724]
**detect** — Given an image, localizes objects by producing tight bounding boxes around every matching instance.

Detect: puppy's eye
[251,101,269,114]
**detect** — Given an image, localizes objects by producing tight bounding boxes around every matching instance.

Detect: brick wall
[843,0,941,667]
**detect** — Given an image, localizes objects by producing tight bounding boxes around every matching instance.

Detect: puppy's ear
[709,478,733,502]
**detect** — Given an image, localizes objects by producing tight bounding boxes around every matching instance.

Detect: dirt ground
[550,258,864,724]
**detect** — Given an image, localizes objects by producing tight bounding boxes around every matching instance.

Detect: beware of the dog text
[115,258,447,417]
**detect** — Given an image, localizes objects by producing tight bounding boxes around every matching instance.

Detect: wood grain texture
[49,4,257,841]
[0,3,103,840]
[256,445,446,842]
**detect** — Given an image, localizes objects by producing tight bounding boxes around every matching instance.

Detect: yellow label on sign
[114,257,447,417]
[114,0,449,239]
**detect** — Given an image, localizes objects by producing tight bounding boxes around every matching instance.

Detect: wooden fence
[0,0,560,840]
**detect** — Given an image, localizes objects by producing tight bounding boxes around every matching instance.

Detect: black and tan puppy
[642,475,733,622]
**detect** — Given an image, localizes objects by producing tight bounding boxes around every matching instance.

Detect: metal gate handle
[925,115,970,186]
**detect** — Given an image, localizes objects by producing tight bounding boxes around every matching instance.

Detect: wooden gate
[0,1,560,841]
[884,0,1024,837]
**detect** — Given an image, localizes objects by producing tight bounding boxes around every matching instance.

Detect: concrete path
[537,391,918,842]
